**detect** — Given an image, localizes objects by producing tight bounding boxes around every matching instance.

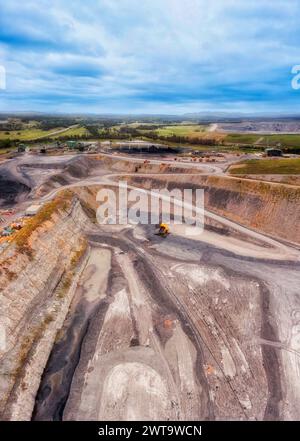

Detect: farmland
[51,126,89,138]
[225,134,264,144]
[155,124,206,137]
[229,158,300,174]
[2,117,300,154]
[0,125,91,141]
[225,133,300,149]
[0,128,65,141]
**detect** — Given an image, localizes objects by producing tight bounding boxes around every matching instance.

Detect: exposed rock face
[0,177,30,207]
[0,171,299,421]
[127,174,300,244]
[33,155,195,198]
[0,197,90,420]
[30,223,300,422]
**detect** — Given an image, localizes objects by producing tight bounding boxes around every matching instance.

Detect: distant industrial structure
[66,140,97,152]
[66,140,79,149]
[113,141,181,154]
[265,148,283,157]
[17,143,28,152]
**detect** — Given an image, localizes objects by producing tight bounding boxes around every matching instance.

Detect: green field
[152,129,300,149]
[229,158,300,174]
[2,118,300,154]
[51,126,89,138]
[0,125,90,141]
[225,133,300,149]
[262,134,300,148]
[155,124,206,137]
[225,134,263,144]
[0,128,64,141]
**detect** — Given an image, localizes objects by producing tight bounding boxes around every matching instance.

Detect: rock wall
[0,196,91,420]
[127,174,300,244]
[94,154,198,174]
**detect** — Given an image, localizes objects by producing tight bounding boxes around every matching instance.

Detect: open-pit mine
[0,151,300,421]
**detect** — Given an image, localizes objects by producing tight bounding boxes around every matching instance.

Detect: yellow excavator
[156,223,170,238]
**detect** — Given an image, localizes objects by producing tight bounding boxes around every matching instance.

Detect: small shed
[67,141,78,149]
[17,144,26,152]
[265,148,283,157]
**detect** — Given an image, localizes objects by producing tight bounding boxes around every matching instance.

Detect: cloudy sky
[0,0,300,114]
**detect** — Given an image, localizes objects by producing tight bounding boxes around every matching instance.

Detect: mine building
[265,148,283,157]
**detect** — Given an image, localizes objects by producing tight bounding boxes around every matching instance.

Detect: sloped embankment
[32,156,97,196]
[94,154,199,174]
[0,189,96,420]
[0,177,30,207]
[126,174,300,244]
[35,154,196,197]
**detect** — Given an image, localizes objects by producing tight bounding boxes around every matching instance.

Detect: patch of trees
[39,119,76,130]
[283,147,300,154]
[134,124,162,130]
[84,125,101,137]
[0,139,14,149]
[139,131,220,146]
[27,134,89,143]
[0,119,23,131]
[118,126,140,136]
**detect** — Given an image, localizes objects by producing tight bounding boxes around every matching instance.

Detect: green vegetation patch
[0,128,64,141]
[225,133,300,151]
[155,124,206,137]
[0,126,90,142]
[262,134,300,148]
[225,134,263,144]
[51,126,89,138]
[229,158,300,175]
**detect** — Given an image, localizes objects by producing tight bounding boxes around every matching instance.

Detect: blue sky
[0,0,300,114]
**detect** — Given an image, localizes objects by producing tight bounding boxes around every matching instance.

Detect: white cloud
[0,0,300,112]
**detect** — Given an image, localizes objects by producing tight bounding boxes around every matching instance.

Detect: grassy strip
[229,158,300,175]
[0,126,89,142]
[155,124,206,137]
[51,126,89,139]
[225,134,263,144]
[0,128,65,141]
[207,174,300,200]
